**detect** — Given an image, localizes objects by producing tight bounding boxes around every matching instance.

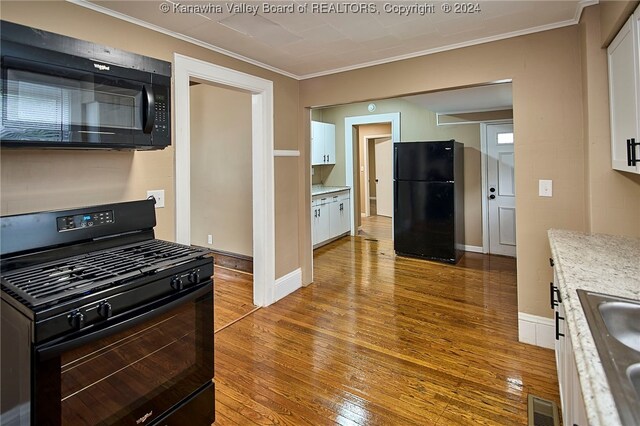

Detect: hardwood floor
[357,214,392,241]
[213,220,559,425]
[214,265,256,332]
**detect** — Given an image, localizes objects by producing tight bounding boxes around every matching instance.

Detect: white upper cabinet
[311,121,336,166]
[608,11,640,174]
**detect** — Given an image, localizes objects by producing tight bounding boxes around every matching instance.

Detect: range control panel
[57,210,114,231]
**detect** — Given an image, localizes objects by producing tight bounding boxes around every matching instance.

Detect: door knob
[489,194,496,200]
[489,187,496,193]
[375,179,379,183]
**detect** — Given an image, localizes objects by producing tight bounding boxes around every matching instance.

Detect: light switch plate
[539,180,552,197]
[146,190,165,208]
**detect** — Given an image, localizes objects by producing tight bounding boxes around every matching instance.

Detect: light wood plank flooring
[213,218,559,425]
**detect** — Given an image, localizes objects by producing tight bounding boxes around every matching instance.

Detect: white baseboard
[518,312,555,349]
[274,268,302,302]
[462,245,484,253]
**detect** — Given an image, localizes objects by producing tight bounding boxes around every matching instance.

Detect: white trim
[518,312,555,349]
[274,150,300,157]
[462,245,483,253]
[69,0,594,81]
[362,133,392,217]
[68,0,298,79]
[480,123,490,254]
[344,114,400,237]
[174,53,276,307]
[274,268,302,302]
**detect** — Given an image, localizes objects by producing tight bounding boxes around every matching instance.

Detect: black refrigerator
[393,140,465,263]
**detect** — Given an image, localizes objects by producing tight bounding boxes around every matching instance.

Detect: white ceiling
[77,0,595,79]
[402,82,513,114]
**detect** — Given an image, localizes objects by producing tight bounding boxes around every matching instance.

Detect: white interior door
[374,137,393,217]
[487,124,516,257]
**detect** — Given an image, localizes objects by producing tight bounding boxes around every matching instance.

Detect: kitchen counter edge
[311,186,350,197]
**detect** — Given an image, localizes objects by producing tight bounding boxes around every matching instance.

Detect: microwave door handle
[142,84,155,134]
[35,282,211,361]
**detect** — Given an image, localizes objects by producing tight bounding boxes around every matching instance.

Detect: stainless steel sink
[578,290,640,425]
[598,302,640,352]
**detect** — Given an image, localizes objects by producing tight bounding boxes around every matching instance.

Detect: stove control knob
[171,276,184,291]
[97,301,112,319]
[68,310,85,330]
[188,271,200,283]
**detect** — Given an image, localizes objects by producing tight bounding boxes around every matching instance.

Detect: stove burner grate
[1,240,209,307]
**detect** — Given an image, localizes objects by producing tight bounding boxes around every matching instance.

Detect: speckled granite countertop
[548,229,640,426]
[311,185,350,196]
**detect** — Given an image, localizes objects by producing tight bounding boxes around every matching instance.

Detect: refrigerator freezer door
[394,141,454,182]
[393,181,456,262]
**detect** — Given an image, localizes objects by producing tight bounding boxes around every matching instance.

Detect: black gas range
[0,199,215,426]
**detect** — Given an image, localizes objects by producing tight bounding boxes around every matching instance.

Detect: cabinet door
[339,197,351,235]
[317,202,331,243]
[311,121,325,166]
[324,123,336,165]
[329,196,341,238]
[608,17,640,173]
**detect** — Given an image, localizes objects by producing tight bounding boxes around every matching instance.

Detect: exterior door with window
[487,124,516,257]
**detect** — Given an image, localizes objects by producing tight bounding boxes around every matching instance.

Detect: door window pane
[497,132,514,144]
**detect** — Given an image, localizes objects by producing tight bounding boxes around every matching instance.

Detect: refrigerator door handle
[394,145,399,180]
[394,180,398,213]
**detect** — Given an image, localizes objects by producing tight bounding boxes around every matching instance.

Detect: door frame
[480,120,515,255]
[174,53,275,307]
[362,133,392,217]
[345,113,400,235]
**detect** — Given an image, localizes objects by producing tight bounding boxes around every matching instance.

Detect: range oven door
[33,282,213,426]
[0,48,170,150]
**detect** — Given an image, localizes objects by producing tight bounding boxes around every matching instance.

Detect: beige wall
[581,6,640,237]
[0,1,300,278]
[300,26,587,318]
[189,84,252,256]
[316,99,484,248]
[600,0,640,46]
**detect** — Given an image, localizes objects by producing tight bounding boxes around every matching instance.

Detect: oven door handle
[36,282,211,361]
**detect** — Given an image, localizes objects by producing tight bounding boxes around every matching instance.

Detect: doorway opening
[188,80,256,330]
[174,53,276,310]
[361,130,392,218]
[309,83,515,273]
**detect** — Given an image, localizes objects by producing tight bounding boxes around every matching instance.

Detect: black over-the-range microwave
[0,20,171,150]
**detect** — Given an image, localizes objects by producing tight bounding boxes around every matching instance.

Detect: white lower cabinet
[312,190,350,248]
[311,199,330,246]
[553,268,589,426]
[329,193,350,237]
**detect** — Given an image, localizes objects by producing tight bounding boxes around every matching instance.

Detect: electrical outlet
[207,235,213,245]
[146,190,165,208]
[539,180,553,197]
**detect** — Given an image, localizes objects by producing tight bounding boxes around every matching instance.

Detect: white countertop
[311,185,350,196]
[548,229,640,426]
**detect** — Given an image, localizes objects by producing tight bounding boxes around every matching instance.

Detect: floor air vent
[528,394,559,426]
